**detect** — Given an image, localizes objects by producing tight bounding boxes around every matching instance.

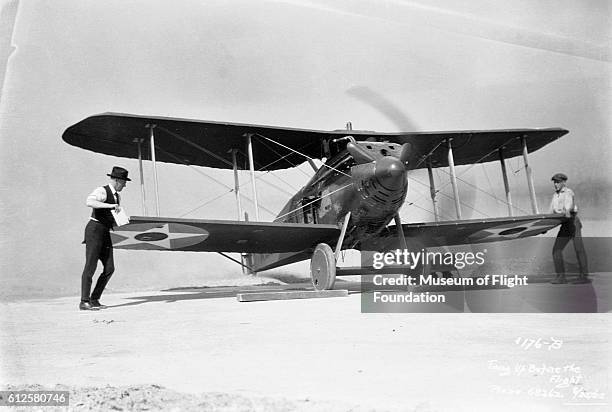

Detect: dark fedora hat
[107,166,131,181]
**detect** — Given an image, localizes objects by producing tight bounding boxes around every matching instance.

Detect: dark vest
[91,185,117,229]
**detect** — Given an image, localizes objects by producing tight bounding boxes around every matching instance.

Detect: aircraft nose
[374,156,406,189]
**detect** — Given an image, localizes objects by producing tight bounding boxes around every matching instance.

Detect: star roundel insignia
[468,219,556,243]
[111,223,209,250]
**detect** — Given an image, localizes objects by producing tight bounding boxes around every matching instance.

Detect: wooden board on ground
[237,289,349,302]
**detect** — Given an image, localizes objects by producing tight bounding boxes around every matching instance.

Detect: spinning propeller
[346,85,478,221]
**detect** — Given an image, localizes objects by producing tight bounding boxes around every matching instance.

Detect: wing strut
[447,138,462,219]
[522,136,539,214]
[147,124,161,216]
[232,148,246,275]
[246,134,260,221]
[217,252,254,272]
[498,148,513,216]
[231,149,243,220]
[134,137,148,215]
[426,160,439,222]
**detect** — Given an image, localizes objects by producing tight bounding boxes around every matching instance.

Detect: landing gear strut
[310,212,351,291]
[310,243,336,291]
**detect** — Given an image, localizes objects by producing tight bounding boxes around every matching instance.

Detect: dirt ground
[1,278,610,411]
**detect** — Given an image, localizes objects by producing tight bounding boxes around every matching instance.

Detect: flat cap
[551,173,568,182]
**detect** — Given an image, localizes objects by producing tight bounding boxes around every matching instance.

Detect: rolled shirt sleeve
[564,189,576,215]
[87,186,107,203]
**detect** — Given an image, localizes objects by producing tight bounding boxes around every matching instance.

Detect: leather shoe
[90,299,107,309]
[550,277,567,284]
[79,301,100,311]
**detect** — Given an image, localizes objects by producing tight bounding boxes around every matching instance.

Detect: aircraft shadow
[107,277,363,308]
[106,272,590,309]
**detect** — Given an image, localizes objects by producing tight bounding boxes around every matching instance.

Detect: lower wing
[111,216,339,253]
[360,214,565,250]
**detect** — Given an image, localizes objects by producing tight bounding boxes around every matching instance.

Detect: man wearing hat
[79,166,130,310]
[549,173,589,284]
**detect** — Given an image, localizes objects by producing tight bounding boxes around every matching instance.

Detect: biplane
[63,113,568,290]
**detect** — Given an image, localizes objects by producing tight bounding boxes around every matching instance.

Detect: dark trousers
[81,220,115,302]
[552,216,589,277]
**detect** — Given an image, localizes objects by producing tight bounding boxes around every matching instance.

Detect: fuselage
[275,152,407,247]
[250,143,409,272]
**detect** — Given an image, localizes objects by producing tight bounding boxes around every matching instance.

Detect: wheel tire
[310,243,336,291]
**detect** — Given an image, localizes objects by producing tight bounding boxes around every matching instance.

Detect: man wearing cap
[549,173,589,284]
[79,167,130,310]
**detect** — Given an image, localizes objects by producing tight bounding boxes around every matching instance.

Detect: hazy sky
[1,0,610,299]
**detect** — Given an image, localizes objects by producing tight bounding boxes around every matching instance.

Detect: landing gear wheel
[310,243,336,291]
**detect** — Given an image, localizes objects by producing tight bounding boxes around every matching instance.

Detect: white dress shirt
[88,185,118,221]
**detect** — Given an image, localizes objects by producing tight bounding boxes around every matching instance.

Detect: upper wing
[62,112,567,171]
[359,214,565,250]
[111,216,339,253]
[391,129,568,170]
[63,113,328,171]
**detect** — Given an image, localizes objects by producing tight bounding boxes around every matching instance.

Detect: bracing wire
[410,136,535,216]
[436,168,531,216]
[274,182,354,221]
[256,138,313,180]
[155,127,311,218]
[403,198,454,220]
[482,163,496,201]
[155,148,278,218]
[254,133,352,179]
[407,176,475,220]
[399,177,455,221]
